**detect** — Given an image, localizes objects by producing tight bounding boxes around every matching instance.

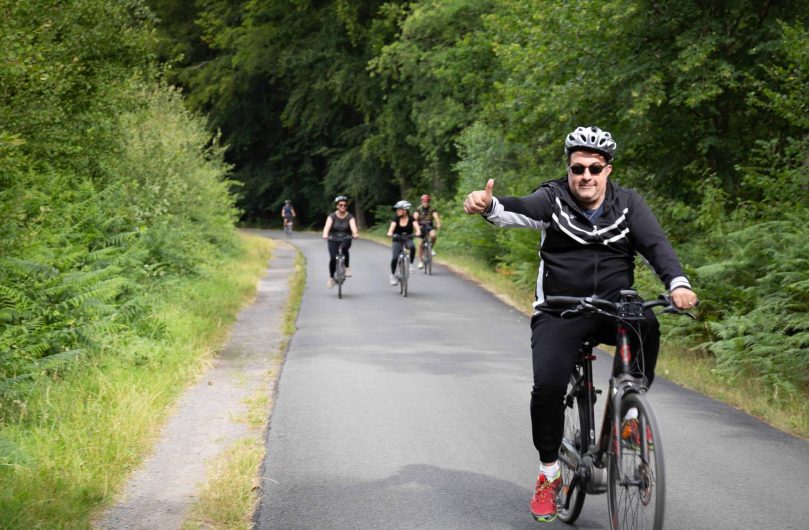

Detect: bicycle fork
[605,324,651,486]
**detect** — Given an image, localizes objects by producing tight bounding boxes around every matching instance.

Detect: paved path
[97,241,296,529]
[255,231,809,530]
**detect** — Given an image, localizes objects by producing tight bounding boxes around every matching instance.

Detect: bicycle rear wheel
[607,392,665,530]
[558,373,588,523]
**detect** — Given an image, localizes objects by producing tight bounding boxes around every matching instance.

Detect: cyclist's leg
[327,240,339,278]
[391,241,402,274]
[406,239,416,264]
[342,239,352,268]
[430,228,437,246]
[530,312,603,462]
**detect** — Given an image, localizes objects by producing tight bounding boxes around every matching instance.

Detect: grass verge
[181,244,307,529]
[365,229,809,440]
[0,232,273,529]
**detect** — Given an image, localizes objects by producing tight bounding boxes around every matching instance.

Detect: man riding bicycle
[281,199,297,231]
[413,194,441,268]
[463,126,698,523]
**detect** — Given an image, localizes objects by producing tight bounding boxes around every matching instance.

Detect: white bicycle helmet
[334,195,349,204]
[393,200,411,210]
[564,126,617,161]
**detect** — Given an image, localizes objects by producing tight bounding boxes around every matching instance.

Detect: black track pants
[328,238,352,278]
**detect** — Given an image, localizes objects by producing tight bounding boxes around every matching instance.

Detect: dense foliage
[149,0,808,399]
[0,0,238,400]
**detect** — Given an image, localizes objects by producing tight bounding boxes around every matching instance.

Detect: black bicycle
[328,235,351,299]
[283,219,294,239]
[418,228,433,275]
[392,234,412,297]
[539,290,694,530]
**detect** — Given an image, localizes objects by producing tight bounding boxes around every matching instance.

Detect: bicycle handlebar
[391,234,414,241]
[539,291,696,320]
[327,235,354,242]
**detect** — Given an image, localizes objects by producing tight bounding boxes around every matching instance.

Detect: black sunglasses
[337,203,348,208]
[568,163,606,175]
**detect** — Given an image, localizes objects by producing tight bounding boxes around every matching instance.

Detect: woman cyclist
[321,195,359,289]
[386,200,421,285]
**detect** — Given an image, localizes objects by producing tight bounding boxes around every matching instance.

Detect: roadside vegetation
[182,249,306,530]
[0,1,264,527]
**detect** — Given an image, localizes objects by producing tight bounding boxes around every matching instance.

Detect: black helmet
[564,126,617,161]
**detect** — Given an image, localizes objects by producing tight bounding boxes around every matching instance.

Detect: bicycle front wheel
[607,392,665,530]
[402,264,408,297]
[558,373,588,523]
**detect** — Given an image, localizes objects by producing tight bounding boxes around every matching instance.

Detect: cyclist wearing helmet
[280,199,297,230]
[386,200,422,285]
[413,194,441,268]
[463,126,698,523]
[321,195,359,289]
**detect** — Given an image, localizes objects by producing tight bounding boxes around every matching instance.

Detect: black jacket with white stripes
[483,177,691,308]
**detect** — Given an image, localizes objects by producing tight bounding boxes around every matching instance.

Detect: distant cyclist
[321,196,359,289]
[281,199,297,232]
[386,200,421,285]
[413,194,441,269]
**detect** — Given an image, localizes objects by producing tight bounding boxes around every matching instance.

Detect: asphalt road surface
[254,231,809,530]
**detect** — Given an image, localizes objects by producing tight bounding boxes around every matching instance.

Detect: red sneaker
[530,473,560,523]
[621,418,654,450]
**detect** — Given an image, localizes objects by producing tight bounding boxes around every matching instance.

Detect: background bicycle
[418,233,432,275]
[392,234,412,297]
[328,235,351,299]
[539,290,694,530]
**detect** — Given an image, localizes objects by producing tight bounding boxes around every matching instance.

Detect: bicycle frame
[551,291,692,525]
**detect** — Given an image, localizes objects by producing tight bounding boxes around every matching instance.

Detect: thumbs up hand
[463,179,495,214]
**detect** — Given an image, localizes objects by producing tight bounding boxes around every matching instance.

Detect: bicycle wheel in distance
[424,242,432,275]
[607,392,665,530]
[402,260,408,297]
[557,373,588,523]
[335,259,345,299]
[396,259,404,295]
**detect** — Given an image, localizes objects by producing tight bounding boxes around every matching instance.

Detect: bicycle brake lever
[662,307,697,319]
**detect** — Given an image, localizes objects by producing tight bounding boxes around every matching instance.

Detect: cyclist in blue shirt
[281,200,296,231]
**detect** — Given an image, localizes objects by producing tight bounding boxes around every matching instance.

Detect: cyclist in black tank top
[386,200,422,285]
[321,195,359,289]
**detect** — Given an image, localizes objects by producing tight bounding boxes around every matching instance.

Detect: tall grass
[0,233,272,529]
[182,246,306,529]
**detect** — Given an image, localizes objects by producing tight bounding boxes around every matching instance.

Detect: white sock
[540,461,560,480]
[624,407,638,421]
